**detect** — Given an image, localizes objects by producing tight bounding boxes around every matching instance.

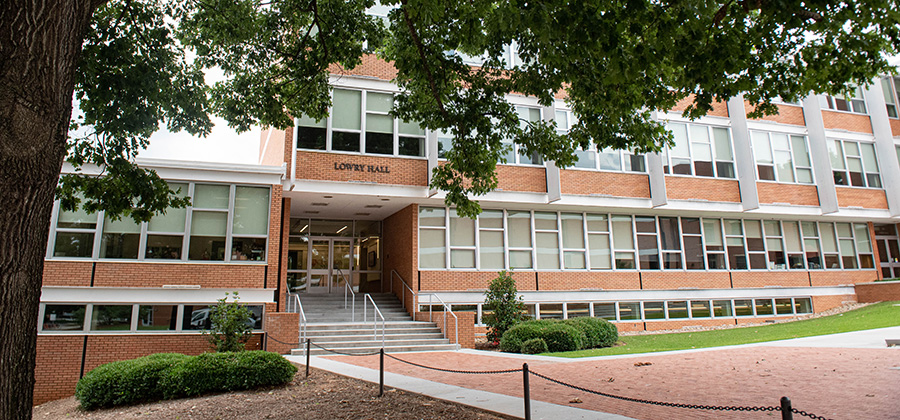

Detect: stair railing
[339,267,356,322]
[390,269,417,313]
[288,293,307,344]
[425,293,458,345]
[363,293,386,348]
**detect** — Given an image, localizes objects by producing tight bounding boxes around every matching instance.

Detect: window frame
[662,122,736,179]
[750,131,814,184]
[828,139,882,189]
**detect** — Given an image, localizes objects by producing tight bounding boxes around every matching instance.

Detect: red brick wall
[822,110,873,134]
[42,261,93,286]
[811,294,857,311]
[835,187,888,209]
[855,281,900,302]
[747,102,805,126]
[644,318,736,331]
[640,271,731,289]
[419,271,538,292]
[559,170,651,198]
[809,270,877,286]
[731,271,811,288]
[265,312,300,354]
[891,118,900,137]
[757,183,820,206]
[328,54,398,81]
[537,271,641,290]
[34,333,263,405]
[383,204,418,309]
[496,165,547,193]
[92,263,266,288]
[665,177,741,202]
[414,311,475,349]
[295,151,427,187]
[670,96,729,118]
[277,196,291,308]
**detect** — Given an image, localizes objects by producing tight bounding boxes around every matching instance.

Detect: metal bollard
[781,396,792,420]
[305,339,311,378]
[523,363,531,420]
[379,348,385,397]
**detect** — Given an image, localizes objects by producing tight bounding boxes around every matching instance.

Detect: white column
[864,81,900,217]
[801,95,839,214]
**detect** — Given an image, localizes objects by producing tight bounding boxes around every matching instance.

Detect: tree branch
[399,0,448,118]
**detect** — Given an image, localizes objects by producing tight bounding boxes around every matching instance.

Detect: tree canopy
[64,0,900,218]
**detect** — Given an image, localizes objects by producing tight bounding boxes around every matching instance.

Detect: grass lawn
[550,301,900,358]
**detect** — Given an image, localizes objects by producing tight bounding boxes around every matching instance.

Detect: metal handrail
[338,267,356,322]
[288,293,308,344]
[363,293,386,348]
[391,269,417,312]
[425,293,459,345]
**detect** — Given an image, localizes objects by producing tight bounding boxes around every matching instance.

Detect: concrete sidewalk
[284,354,633,420]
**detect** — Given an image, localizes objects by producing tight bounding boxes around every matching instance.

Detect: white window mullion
[224,185,236,262]
[360,91,367,153]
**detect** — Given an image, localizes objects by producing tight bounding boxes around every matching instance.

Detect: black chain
[384,353,523,375]
[309,341,382,356]
[792,408,831,420]
[528,369,783,413]
[266,335,301,346]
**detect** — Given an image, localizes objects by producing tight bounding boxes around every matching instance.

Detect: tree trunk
[0,1,98,418]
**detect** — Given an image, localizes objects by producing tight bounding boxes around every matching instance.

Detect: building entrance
[287,219,382,294]
[875,224,900,279]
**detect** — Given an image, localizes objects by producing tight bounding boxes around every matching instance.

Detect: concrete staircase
[290,293,458,356]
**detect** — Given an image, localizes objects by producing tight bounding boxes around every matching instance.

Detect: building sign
[333,163,391,174]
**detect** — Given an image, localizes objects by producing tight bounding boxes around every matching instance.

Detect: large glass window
[829,139,881,188]
[53,195,98,258]
[42,304,86,331]
[365,91,394,155]
[479,210,505,270]
[331,88,362,152]
[882,77,899,118]
[146,182,188,260]
[635,216,660,270]
[418,207,447,269]
[296,114,326,150]
[751,132,813,183]
[450,209,476,268]
[534,212,560,269]
[587,214,612,269]
[822,87,867,114]
[561,213,586,269]
[611,215,636,269]
[508,211,534,269]
[501,107,543,165]
[91,305,133,331]
[663,123,735,178]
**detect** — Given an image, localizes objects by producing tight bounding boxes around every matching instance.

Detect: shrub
[564,317,618,348]
[205,291,254,352]
[160,351,298,398]
[499,320,585,353]
[521,338,548,354]
[483,271,527,342]
[75,353,189,410]
[75,351,297,410]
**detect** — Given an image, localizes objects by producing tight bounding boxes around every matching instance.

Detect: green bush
[75,351,297,410]
[75,353,189,410]
[521,338,548,354]
[483,271,527,342]
[499,320,585,353]
[160,351,297,398]
[205,291,254,352]
[564,317,618,348]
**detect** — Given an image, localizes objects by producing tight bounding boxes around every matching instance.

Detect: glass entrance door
[307,239,352,293]
[875,224,900,280]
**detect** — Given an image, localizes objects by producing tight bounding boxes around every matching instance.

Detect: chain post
[523,363,531,420]
[379,348,385,397]
[781,397,792,420]
[305,339,311,378]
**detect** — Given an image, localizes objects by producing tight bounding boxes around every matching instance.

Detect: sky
[140,117,261,165]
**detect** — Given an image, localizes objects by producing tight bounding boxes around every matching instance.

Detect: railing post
[305,339,311,378]
[780,396,792,420]
[523,363,531,420]
[379,348,385,397]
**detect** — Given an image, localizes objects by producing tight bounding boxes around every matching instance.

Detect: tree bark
[0,1,97,418]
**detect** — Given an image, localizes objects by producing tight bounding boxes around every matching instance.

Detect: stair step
[291,343,459,356]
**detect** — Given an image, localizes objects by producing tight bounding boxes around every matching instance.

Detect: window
[829,140,881,188]
[663,122,735,178]
[587,214,612,269]
[146,182,188,260]
[479,210,505,270]
[299,88,426,157]
[690,301,711,318]
[450,209,476,268]
[100,216,140,259]
[855,223,875,269]
[40,303,264,333]
[189,184,230,261]
[882,77,899,118]
[566,303,590,318]
[783,221,805,269]
[611,215,636,269]
[231,187,270,261]
[801,222,822,269]
[137,305,178,331]
[91,305,133,331]
[822,87,867,114]
[561,213,586,269]
[744,220,768,269]
[42,305,86,331]
[643,301,665,319]
[418,207,447,269]
[534,212,560,269]
[751,132,813,183]
[682,218,704,270]
[437,131,453,159]
[53,195,98,258]
[593,302,617,320]
[703,219,726,269]
[618,302,641,320]
[819,222,842,269]
[508,211,534,269]
[556,109,647,173]
[658,217,682,269]
[635,216,660,270]
[501,106,543,165]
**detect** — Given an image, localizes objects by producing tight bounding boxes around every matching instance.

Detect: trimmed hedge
[75,353,189,410]
[499,320,584,353]
[499,317,619,354]
[521,338,548,354]
[76,351,297,410]
[564,317,618,348]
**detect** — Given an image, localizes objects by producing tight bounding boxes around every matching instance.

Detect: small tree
[205,292,253,352]
[483,271,527,343]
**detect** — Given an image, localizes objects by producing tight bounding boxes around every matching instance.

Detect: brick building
[34,56,900,403]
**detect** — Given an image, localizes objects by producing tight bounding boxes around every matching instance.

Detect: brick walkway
[324,346,900,419]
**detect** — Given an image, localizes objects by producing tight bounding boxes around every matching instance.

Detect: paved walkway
[286,327,900,420]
